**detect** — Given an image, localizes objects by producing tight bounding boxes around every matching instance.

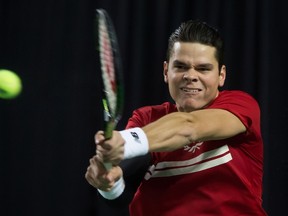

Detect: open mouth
[181,87,202,93]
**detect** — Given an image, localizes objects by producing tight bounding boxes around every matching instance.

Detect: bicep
[192,109,246,141]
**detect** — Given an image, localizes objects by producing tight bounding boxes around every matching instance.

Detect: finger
[106,166,122,182]
[85,166,95,179]
[97,140,112,151]
[85,168,108,189]
[96,144,105,152]
[95,131,105,144]
[84,171,89,180]
[85,170,95,186]
[89,158,96,166]
[85,168,117,191]
[91,155,99,163]
[98,185,113,191]
[105,173,115,182]
[96,150,104,163]
[97,145,111,161]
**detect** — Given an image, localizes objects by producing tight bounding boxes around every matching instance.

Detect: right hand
[95,130,125,165]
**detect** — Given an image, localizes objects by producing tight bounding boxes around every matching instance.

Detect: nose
[183,69,198,82]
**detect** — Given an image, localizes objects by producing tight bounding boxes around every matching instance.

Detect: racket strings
[98,14,117,116]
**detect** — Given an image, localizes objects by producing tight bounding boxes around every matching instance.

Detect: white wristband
[120,127,149,159]
[97,177,125,200]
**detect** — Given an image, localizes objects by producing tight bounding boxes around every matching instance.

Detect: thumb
[106,166,123,183]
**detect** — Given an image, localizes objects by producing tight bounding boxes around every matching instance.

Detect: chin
[178,100,206,112]
[178,104,199,112]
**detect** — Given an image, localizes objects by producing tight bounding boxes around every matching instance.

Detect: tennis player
[86,20,268,216]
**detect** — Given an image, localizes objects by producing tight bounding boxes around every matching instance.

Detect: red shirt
[126,90,267,216]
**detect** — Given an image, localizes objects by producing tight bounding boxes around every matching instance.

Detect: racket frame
[96,9,124,169]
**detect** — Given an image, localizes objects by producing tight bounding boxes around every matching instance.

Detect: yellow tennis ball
[0,69,22,99]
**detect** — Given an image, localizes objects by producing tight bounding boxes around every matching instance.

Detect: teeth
[182,88,199,92]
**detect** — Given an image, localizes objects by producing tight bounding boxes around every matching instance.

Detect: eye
[174,63,188,71]
[195,65,213,73]
[196,67,208,72]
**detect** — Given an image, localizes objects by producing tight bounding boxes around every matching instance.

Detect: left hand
[85,155,123,191]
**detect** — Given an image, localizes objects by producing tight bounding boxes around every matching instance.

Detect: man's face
[164,42,226,112]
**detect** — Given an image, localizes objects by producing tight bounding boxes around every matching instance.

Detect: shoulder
[219,90,256,100]
[136,102,176,113]
[126,102,177,128]
[215,90,259,108]
[133,102,177,119]
[212,90,261,130]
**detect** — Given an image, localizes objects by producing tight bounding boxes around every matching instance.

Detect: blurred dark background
[0,0,287,215]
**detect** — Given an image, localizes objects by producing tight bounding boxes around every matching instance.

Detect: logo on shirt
[184,142,203,153]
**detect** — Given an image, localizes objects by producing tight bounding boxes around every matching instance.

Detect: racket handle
[103,162,112,170]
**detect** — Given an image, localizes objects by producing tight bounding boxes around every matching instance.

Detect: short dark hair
[166,20,224,69]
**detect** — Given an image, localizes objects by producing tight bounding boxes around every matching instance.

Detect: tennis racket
[95,9,124,170]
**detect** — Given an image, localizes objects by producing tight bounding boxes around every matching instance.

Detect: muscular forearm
[142,112,198,152]
[143,109,246,152]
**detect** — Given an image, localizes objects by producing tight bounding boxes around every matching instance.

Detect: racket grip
[103,162,113,170]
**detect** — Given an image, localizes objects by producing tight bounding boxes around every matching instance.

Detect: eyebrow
[172,60,189,66]
[173,60,214,69]
[196,63,214,69]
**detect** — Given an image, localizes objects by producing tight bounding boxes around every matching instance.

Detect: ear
[218,65,226,87]
[163,61,169,83]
